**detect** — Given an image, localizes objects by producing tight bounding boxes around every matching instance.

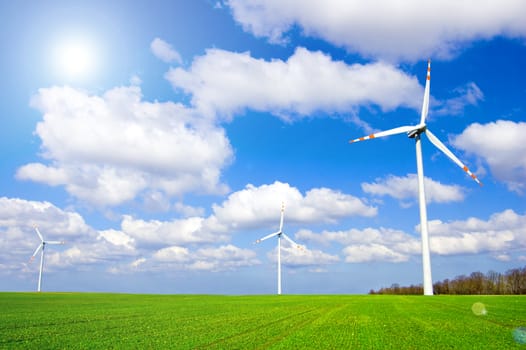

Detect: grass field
[1,293,525,349]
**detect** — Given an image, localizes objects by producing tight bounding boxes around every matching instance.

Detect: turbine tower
[349,60,481,296]
[29,226,64,292]
[255,202,304,295]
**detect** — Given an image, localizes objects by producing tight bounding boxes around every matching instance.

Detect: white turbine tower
[255,203,304,295]
[349,60,481,296]
[29,226,64,292]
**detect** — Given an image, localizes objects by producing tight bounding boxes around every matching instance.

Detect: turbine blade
[46,240,65,245]
[282,233,305,251]
[420,59,431,125]
[30,244,43,262]
[34,226,43,241]
[425,129,482,185]
[255,231,280,244]
[349,125,417,143]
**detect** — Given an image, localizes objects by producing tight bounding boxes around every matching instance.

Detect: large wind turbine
[349,60,481,296]
[255,203,304,295]
[29,226,64,292]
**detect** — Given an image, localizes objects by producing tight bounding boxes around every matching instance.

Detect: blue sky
[1,0,525,294]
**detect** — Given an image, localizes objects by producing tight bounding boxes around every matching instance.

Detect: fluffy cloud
[427,209,526,255]
[46,234,138,269]
[98,229,135,250]
[433,83,484,117]
[343,244,409,263]
[166,47,422,119]
[297,227,419,263]
[2,186,361,278]
[152,244,260,271]
[150,38,182,64]
[226,0,526,61]
[0,197,128,272]
[103,181,373,271]
[266,244,339,267]
[115,181,376,248]
[452,120,526,193]
[361,174,465,205]
[212,181,377,230]
[120,215,227,247]
[153,245,190,263]
[0,197,90,238]
[16,85,233,206]
[99,181,373,267]
[297,209,526,262]
[296,227,416,248]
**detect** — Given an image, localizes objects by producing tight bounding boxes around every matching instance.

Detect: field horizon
[1,292,525,349]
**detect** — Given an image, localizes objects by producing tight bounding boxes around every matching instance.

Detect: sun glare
[53,38,97,80]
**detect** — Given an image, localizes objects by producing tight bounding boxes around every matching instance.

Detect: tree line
[369,265,526,295]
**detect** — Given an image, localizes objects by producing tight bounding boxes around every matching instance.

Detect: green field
[1,293,525,349]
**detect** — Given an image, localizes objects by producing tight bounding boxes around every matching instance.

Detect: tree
[469,272,485,294]
[370,265,526,295]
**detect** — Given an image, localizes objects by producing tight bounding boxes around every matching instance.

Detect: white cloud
[150,38,182,64]
[452,120,526,193]
[361,174,465,205]
[433,82,484,117]
[265,243,339,267]
[296,227,417,249]
[109,181,375,253]
[430,232,514,255]
[110,181,375,251]
[343,244,409,263]
[120,215,227,247]
[45,231,141,271]
[166,47,422,119]
[426,209,526,256]
[43,223,140,270]
[195,244,260,269]
[173,202,206,218]
[141,191,172,213]
[70,181,373,274]
[212,181,377,231]
[227,0,526,61]
[494,254,511,262]
[297,227,419,263]
[0,194,318,277]
[98,229,135,250]
[153,245,191,262]
[0,197,90,238]
[131,257,146,268]
[16,85,233,206]
[0,197,93,274]
[0,197,140,275]
[297,209,526,262]
[152,244,260,271]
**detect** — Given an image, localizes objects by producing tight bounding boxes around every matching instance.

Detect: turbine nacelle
[407,124,427,139]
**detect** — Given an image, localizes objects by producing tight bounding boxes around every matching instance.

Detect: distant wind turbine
[349,60,481,296]
[29,226,65,292]
[255,203,305,295]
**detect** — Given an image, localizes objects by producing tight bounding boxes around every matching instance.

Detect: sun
[53,37,97,80]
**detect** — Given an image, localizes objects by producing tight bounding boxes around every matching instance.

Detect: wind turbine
[255,203,304,295]
[349,60,481,296]
[29,226,64,292]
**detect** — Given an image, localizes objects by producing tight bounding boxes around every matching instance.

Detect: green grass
[1,293,525,349]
